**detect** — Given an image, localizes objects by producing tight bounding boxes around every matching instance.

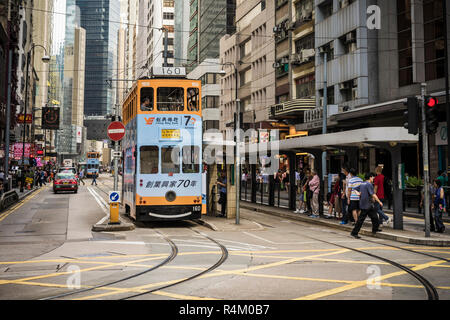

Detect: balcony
[269,98,315,121]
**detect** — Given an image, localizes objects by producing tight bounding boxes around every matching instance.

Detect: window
[321,42,334,61]
[187,88,200,111]
[397,0,413,86]
[163,12,174,19]
[163,38,174,46]
[163,0,174,7]
[295,74,315,99]
[157,87,184,111]
[423,0,444,81]
[295,0,313,23]
[319,0,333,19]
[182,146,200,173]
[295,33,314,53]
[140,146,158,174]
[161,146,180,174]
[140,87,154,111]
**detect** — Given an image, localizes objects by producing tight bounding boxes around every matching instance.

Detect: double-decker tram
[86,152,100,178]
[121,67,203,221]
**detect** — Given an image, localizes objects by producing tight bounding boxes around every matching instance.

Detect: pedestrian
[347,168,363,225]
[217,171,227,217]
[40,170,46,186]
[241,170,248,193]
[304,168,312,214]
[37,170,43,187]
[340,165,351,225]
[373,166,389,225]
[91,171,98,186]
[329,174,343,219]
[437,170,448,212]
[309,169,320,218]
[351,173,383,239]
[79,170,85,185]
[432,179,446,233]
[0,178,4,197]
[283,170,290,192]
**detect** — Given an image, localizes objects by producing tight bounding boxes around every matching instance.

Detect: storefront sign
[17,114,33,124]
[13,143,32,159]
[436,122,447,146]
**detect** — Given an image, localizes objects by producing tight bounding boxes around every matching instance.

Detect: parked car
[53,172,78,194]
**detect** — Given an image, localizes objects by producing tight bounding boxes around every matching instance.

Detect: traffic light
[425,96,439,134]
[403,97,419,135]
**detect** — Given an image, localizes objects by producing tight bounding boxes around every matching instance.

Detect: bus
[86,152,100,178]
[121,67,203,221]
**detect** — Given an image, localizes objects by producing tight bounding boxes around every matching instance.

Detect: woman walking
[432,179,446,233]
[309,170,320,217]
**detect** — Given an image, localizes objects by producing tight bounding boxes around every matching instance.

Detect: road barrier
[0,190,19,211]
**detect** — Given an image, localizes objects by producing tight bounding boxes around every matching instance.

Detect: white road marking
[87,187,109,224]
[214,238,277,250]
[243,232,276,244]
[95,241,244,251]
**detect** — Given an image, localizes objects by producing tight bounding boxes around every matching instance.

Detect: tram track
[39,230,178,300]
[120,227,228,300]
[258,218,442,300]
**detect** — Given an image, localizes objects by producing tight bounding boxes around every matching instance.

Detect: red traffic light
[426,97,438,108]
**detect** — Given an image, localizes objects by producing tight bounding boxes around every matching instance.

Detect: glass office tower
[76,0,120,116]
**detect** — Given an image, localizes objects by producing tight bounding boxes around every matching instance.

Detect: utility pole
[444,0,450,178]
[20,50,31,193]
[322,52,328,215]
[421,83,431,238]
[113,104,119,192]
[163,28,168,67]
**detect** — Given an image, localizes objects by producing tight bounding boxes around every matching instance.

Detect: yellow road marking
[294,260,446,300]
[77,249,350,300]
[0,187,45,223]
[151,290,219,300]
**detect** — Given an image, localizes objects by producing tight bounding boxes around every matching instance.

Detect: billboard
[42,107,60,129]
[76,126,82,143]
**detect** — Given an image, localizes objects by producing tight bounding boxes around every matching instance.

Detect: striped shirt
[348,176,363,201]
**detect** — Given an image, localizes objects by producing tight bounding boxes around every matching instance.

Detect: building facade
[76,0,120,116]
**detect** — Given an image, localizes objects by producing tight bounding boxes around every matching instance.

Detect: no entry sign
[107,121,125,141]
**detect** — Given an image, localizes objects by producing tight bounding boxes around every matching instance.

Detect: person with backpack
[351,173,383,239]
[91,171,98,186]
[432,179,446,233]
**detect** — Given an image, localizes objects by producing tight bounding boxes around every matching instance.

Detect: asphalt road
[0,174,449,300]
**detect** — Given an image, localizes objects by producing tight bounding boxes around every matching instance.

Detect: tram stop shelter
[244,126,419,230]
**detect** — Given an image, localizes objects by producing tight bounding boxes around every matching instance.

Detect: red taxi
[53,172,78,194]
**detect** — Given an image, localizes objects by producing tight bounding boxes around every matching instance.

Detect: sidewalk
[239,201,450,247]
[195,215,265,232]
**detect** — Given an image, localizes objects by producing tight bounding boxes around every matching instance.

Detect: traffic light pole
[421,83,431,238]
[113,104,119,193]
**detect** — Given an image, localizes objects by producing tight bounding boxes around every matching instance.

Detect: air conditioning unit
[272,62,280,68]
[302,11,313,21]
[291,53,302,65]
[287,21,296,30]
[349,42,357,52]
[351,88,358,100]
[302,48,315,60]
[280,57,289,64]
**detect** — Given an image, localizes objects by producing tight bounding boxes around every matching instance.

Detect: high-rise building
[76,0,120,116]
[126,0,138,88]
[187,0,236,71]
[137,0,176,74]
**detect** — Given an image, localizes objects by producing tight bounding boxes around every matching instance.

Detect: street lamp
[20,44,50,193]
[220,62,241,225]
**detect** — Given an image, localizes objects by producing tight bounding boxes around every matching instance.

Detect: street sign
[109,191,120,203]
[107,121,125,141]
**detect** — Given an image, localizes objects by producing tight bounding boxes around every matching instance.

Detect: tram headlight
[165,191,176,202]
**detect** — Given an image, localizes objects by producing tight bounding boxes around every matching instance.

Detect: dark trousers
[341,196,348,222]
[92,176,97,185]
[434,207,445,232]
[351,207,380,236]
[220,192,227,216]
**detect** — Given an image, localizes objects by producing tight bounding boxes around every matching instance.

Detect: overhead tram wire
[19,5,442,42]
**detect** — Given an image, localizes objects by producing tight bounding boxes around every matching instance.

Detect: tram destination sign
[107,121,126,141]
[152,67,186,77]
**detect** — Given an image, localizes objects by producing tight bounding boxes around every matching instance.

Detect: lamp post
[20,44,50,192]
[220,62,240,224]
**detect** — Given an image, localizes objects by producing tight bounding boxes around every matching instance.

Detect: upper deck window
[187,88,200,111]
[157,87,184,111]
[140,87,154,111]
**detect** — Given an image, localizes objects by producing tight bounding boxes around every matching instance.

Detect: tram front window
[157,87,184,111]
[140,87,154,111]
[161,146,180,174]
[182,146,199,173]
[140,146,159,174]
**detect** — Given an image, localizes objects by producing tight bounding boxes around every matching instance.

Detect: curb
[92,220,135,232]
[241,203,450,247]
[193,218,218,231]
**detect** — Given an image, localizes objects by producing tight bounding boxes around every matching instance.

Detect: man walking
[79,170,85,186]
[347,168,363,224]
[91,172,98,186]
[217,172,227,217]
[351,173,383,239]
[374,166,389,225]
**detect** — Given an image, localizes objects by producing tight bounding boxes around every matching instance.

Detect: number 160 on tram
[121,67,203,221]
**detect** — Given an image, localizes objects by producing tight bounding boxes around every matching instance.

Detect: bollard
[109,202,120,224]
